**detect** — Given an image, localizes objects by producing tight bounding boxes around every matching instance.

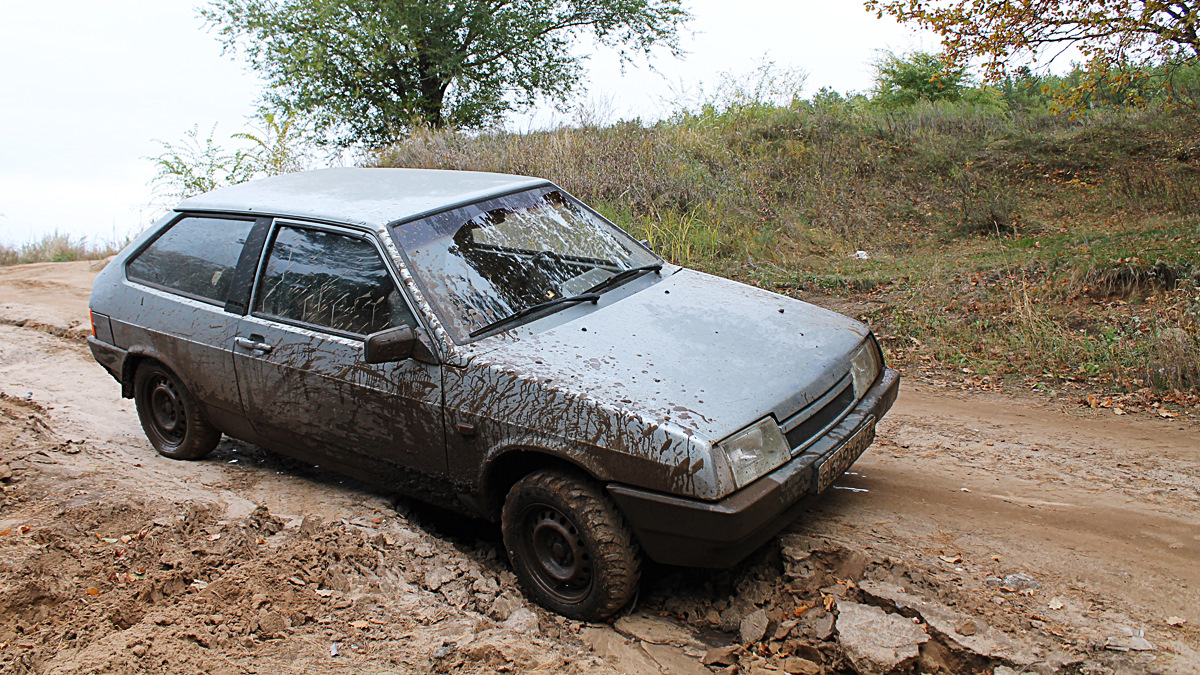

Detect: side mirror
[364,325,415,364]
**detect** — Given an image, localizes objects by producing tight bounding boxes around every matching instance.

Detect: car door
[232,221,447,493]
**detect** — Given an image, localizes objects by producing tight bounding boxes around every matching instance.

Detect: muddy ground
[0,261,1197,675]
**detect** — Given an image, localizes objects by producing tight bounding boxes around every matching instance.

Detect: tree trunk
[416,47,446,128]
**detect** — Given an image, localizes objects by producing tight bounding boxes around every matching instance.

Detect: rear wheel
[501,469,641,621]
[133,361,220,460]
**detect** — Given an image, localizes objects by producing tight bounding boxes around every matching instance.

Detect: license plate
[817,417,876,493]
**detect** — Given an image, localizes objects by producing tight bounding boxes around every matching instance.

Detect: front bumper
[607,367,900,568]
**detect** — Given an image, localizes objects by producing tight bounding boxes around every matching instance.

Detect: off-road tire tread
[502,468,641,621]
[133,362,220,461]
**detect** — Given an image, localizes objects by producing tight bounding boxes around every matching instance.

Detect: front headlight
[850,337,882,400]
[719,417,790,489]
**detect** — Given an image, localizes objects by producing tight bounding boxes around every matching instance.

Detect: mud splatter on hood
[472,268,870,443]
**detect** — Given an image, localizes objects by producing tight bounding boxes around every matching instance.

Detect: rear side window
[254,225,415,336]
[127,216,254,305]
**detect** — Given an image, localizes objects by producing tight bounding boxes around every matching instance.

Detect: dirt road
[0,261,1197,674]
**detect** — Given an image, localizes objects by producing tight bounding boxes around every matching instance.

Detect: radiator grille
[784,383,855,453]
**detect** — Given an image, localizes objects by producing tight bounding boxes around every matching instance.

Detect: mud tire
[133,361,220,460]
[501,468,641,621]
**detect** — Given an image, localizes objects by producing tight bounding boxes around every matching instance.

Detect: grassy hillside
[375,102,1200,408]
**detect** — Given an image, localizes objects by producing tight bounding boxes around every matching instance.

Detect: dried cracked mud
[0,260,1197,674]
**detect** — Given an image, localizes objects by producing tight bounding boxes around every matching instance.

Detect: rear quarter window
[127,216,254,304]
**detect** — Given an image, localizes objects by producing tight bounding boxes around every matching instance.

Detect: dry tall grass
[0,232,121,266]
[374,102,1200,397]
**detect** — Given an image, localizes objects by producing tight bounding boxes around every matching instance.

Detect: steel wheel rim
[520,504,592,603]
[147,374,186,445]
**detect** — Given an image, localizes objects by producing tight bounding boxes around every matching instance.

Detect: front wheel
[501,469,641,621]
[133,361,220,460]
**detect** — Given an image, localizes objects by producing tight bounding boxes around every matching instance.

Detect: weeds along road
[0,260,1198,674]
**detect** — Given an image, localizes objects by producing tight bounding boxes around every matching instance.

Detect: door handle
[235,336,274,353]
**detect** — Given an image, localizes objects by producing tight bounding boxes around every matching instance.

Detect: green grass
[374,102,1200,400]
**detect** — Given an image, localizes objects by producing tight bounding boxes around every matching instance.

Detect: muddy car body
[87,168,899,619]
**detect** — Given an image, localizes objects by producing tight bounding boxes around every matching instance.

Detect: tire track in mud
[0,326,619,675]
[2,272,1199,672]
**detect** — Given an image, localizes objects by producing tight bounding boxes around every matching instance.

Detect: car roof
[175,167,550,228]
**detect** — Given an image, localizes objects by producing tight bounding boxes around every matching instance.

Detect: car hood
[470,268,870,443]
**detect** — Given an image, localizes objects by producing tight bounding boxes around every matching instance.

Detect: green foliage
[810,87,846,109]
[232,111,311,176]
[999,67,1057,111]
[865,0,1200,80]
[149,124,255,203]
[866,1,1200,110]
[149,111,311,202]
[203,0,690,148]
[872,51,971,108]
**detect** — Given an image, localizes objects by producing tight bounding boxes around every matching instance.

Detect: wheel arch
[119,349,175,399]
[481,447,595,521]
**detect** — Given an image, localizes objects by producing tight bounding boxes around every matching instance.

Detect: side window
[126,216,254,304]
[254,225,416,336]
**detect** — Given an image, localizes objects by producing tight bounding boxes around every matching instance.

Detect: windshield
[392,187,658,342]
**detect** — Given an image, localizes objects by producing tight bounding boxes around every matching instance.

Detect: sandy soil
[0,261,1196,674]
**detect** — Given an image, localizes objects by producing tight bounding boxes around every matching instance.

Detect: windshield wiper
[583,263,663,295]
[469,293,600,338]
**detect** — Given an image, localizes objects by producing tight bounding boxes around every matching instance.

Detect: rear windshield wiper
[584,263,663,295]
[469,293,600,338]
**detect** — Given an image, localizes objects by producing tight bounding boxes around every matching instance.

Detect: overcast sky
[0,1,933,246]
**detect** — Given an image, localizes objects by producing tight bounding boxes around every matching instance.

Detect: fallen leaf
[119,535,132,544]
[86,588,101,596]
[1048,598,1064,610]
[371,518,382,524]
[349,620,370,630]
[315,589,334,597]
[287,576,306,586]
[1158,410,1177,418]
[17,525,29,534]
[1168,616,1187,626]
[101,537,118,543]
[1113,408,1126,415]
[939,555,963,564]
[823,594,836,612]
[0,529,12,537]
[207,533,222,541]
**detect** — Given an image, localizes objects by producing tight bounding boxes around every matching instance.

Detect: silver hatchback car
[88,168,899,620]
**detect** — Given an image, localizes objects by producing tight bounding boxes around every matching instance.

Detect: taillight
[90,310,97,337]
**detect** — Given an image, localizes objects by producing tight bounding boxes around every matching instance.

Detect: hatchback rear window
[126,216,254,305]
